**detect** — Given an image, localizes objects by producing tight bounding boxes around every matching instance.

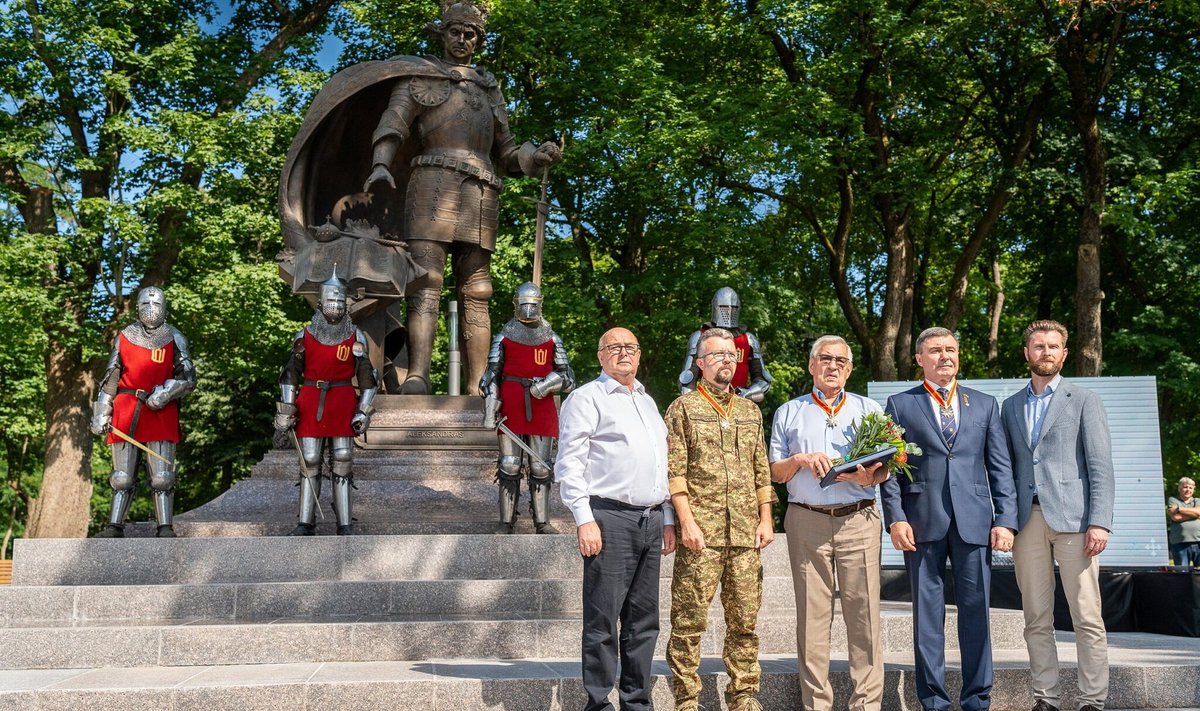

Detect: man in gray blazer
[1002,320,1114,711]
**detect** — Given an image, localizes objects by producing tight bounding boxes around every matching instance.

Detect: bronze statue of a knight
[278,1,562,394]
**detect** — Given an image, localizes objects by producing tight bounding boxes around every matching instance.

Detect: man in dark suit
[880,327,1017,711]
[1002,320,1113,711]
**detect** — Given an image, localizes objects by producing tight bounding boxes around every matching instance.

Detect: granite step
[11,535,796,587]
[0,605,1025,670]
[1,634,1196,711]
[247,448,499,481]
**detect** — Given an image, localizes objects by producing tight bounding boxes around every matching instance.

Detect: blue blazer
[880,384,1017,546]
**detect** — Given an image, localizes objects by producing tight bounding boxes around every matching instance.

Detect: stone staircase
[3,534,1197,710]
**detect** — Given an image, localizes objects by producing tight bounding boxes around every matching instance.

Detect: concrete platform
[1,633,1198,711]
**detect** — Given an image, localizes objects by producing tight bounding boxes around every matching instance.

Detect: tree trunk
[1073,111,1106,376]
[26,347,95,538]
[986,255,1005,367]
[22,188,96,538]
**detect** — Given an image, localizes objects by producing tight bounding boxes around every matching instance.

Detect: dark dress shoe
[1032,701,1060,711]
[1077,705,1101,711]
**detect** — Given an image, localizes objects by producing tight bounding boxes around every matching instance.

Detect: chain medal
[697,383,734,430]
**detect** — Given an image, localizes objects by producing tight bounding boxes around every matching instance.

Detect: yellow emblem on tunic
[534,348,548,366]
[336,344,351,361]
[150,348,166,364]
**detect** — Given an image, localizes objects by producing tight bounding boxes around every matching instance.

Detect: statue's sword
[287,428,325,521]
[109,426,174,467]
[495,416,553,472]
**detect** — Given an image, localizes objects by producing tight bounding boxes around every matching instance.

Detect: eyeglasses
[601,343,641,356]
[816,353,851,367]
[699,351,738,362]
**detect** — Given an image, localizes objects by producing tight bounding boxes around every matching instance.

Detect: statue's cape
[277,56,464,309]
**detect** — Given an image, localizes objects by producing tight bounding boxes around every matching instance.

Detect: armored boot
[530,477,557,534]
[401,288,439,394]
[332,460,353,536]
[289,475,320,536]
[95,523,125,538]
[459,293,491,397]
[153,490,176,538]
[497,476,520,534]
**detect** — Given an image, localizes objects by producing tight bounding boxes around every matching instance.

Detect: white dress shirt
[769,389,884,506]
[555,372,674,526]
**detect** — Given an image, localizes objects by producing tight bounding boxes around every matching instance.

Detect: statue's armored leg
[455,247,492,396]
[402,240,448,394]
[528,435,557,534]
[289,437,323,536]
[148,441,178,538]
[330,437,354,535]
[496,435,522,534]
[96,442,140,538]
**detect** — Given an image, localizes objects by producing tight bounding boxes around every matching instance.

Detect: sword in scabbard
[495,416,552,472]
[109,426,174,467]
[287,428,325,521]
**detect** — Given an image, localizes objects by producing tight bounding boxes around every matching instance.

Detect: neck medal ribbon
[923,380,958,419]
[698,383,734,430]
[810,390,846,429]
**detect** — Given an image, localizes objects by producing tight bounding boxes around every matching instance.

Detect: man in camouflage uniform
[665,327,777,711]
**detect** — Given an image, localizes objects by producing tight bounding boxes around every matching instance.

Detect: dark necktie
[938,387,957,444]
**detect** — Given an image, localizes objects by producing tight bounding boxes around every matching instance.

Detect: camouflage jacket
[665,383,776,547]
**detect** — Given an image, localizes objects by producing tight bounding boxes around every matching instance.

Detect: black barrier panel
[1132,569,1200,637]
[880,567,1138,633]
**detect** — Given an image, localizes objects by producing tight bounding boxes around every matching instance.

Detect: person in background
[1168,477,1200,566]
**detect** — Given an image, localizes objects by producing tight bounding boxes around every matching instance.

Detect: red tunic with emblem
[499,338,558,437]
[107,333,180,445]
[700,328,751,389]
[295,330,359,438]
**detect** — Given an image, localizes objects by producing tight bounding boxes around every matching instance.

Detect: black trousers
[581,504,664,711]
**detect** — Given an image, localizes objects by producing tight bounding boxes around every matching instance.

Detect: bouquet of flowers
[838,411,923,481]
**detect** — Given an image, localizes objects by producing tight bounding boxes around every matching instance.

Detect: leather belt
[504,376,536,421]
[591,496,663,518]
[116,387,151,440]
[303,379,353,422]
[412,154,503,189]
[790,499,875,517]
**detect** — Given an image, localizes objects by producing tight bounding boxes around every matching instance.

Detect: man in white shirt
[769,335,886,711]
[556,326,677,711]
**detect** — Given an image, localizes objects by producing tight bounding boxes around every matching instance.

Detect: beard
[1030,359,1062,377]
[712,367,734,386]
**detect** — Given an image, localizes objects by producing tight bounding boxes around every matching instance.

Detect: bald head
[597,327,642,389]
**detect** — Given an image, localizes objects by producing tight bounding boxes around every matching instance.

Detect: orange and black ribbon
[697,383,734,427]
[810,390,847,426]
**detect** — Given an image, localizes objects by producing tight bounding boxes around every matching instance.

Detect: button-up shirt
[556,372,674,526]
[1025,374,1062,450]
[769,389,884,506]
[665,385,775,548]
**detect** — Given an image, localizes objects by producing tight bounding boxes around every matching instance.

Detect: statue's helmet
[513,281,543,324]
[439,1,487,34]
[710,287,741,329]
[320,266,348,324]
[136,287,167,330]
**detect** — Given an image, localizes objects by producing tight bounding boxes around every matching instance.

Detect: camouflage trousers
[667,545,763,709]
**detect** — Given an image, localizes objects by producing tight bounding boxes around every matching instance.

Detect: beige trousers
[1013,505,1109,709]
[785,503,883,711]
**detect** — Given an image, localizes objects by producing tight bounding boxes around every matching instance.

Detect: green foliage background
[1,0,1198,548]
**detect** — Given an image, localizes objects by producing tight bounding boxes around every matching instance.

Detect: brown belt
[790,499,875,517]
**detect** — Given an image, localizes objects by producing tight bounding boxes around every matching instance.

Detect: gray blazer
[1001,378,1115,533]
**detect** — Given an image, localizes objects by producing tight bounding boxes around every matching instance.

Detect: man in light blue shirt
[769,335,887,711]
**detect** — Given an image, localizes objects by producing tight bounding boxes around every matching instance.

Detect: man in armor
[275,271,378,536]
[479,282,574,534]
[363,1,563,396]
[678,287,773,403]
[91,287,196,538]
